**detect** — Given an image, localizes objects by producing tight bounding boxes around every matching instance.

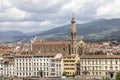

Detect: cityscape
[0,0,120,80]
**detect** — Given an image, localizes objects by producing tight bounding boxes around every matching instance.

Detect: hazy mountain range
[0,31,44,43]
[0,18,120,43]
[35,18,120,41]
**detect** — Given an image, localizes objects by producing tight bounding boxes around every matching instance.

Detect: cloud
[0,20,58,32]
[0,7,29,21]
[0,0,29,22]
[12,0,69,13]
[97,0,120,18]
[0,0,119,32]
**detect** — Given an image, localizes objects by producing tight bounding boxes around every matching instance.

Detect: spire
[70,14,77,41]
[33,36,40,42]
[70,15,78,54]
[71,13,76,23]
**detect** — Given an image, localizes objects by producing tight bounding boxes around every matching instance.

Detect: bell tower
[70,15,78,54]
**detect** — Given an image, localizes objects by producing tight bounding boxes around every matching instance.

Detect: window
[34,72,36,75]
[29,67,31,71]
[116,61,118,64]
[93,67,94,71]
[85,67,87,70]
[99,61,101,64]
[26,67,28,71]
[105,61,107,64]
[20,67,21,70]
[23,67,24,71]
[96,61,97,64]
[105,66,107,70]
[96,66,98,70]
[17,72,18,75]
[106,72,107,76]
[110,61,112,64]
[96,72,98,75]
[99,66,101,70]
[92,72,94,75]
[20,72,21,75]
[115,66,118,70]
[40,63,42,65]
[59,64,61,67]
[47,72,48,76]
[51,68,55,72]
[51,73,55,75]
[88,61,89,64]
[92,61,94,65]
[29,73,31,76]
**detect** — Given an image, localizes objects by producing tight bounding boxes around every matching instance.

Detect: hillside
[35,19,120,40]
[0,18,120,43]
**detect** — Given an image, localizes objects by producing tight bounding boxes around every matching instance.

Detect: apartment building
[0,57,3,76]
[80,55,120,79]
[14,52,63,78]
[0,53,15,78]
[63,54,80,76]
[14,53,33,77]
[3,59,14,77]
[49,53,63,77]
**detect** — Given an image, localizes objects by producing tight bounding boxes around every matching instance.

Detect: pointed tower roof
[71,13,76,23]
[71,14,77,33]
[33,36,40,43]
[70,14,77,41]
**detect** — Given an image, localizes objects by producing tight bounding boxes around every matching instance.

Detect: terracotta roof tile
[15,52,57,57]
[34,52,56,57]
[64,54,77,58]
[15,53,33,57]
[33,41,70,45]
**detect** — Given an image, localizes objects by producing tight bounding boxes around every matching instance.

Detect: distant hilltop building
[31,16,94,56]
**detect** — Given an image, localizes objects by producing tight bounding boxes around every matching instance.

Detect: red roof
[15,52,57,57]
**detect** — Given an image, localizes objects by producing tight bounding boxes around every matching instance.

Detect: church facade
[31,16,91,56]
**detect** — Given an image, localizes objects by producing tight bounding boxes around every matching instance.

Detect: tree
[114,52,120,55]
[116,71,120,80]
[63,72,67,76]
[72,73,76,78]
[102,77,110,80]
[94,51,105,55]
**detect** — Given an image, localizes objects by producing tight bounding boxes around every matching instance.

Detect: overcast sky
[0,0,120,33]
